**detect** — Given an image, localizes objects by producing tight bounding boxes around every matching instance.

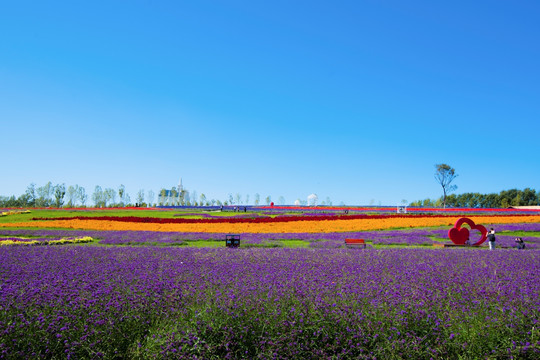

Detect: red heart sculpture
[448,217,487,246]
[448,227,469,245]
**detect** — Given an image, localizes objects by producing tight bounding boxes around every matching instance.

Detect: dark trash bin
[225,234,240,248]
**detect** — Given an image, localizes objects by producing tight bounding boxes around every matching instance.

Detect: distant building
[158,178,186,205]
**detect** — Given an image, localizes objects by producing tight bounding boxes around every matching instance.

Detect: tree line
[155,188,336,207]
[3,181,538,209]
[410,188,540,208]
[0,182,338,208]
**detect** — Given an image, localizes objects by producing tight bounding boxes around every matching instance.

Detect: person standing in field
[487,228,496,250]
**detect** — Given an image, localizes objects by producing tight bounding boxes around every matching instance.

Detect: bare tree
[147,190,155,206]
[77,186,87,206]
[136,189,145,205]
[123,192,131,206]
[104,188,116,207]
[434,163,458,209]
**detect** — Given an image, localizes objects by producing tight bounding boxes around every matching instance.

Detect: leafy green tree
[434,164,458,208]
[521,188,537,205]
[170,187,178,205]
[484,193,499,208]
[66,185,78,207]
[0,196,17,207]
[53,184,66,208]
[159,189,167,206]
[499,189,517,208]
[36,181,53,207]
[24,183,36,207]
[511,193,522,207]
[118,185,126,206]
[265,195,272,205]
[92,186,104,207]
[254,193,260,206]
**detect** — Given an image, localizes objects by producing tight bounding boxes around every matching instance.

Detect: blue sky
[1,0,539,205]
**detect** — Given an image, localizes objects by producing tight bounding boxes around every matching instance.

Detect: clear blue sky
[1,0,539,205]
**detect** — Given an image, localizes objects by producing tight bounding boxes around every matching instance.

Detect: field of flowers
[0,235,93,246]
[2,222,539,249]
[3,212,540,234]
[1,246,539,359]
[1,207,540,358]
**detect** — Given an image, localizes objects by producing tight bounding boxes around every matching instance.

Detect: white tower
[178,178,183,192]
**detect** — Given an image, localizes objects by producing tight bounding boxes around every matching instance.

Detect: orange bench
[345,238,366,249]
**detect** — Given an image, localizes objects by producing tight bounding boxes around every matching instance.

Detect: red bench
[345,238,366,249]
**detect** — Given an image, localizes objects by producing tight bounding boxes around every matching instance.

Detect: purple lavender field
[1,246,539,359]
[3,222,539,249]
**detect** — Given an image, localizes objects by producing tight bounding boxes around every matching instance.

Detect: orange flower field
[2,215,540,233]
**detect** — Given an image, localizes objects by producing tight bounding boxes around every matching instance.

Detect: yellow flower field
[2,215,540,233]
[0,236,94,246]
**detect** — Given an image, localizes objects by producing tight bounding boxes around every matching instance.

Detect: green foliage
[92,186,105,207]
[53,184,66,208]
[410,188,540,208]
